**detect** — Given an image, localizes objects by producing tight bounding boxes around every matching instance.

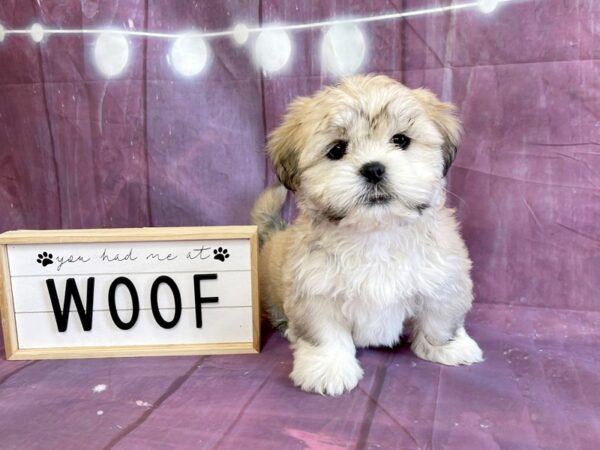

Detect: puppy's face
[268,75,461,226]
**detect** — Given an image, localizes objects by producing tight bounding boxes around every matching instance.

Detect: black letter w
[46,278,95,332]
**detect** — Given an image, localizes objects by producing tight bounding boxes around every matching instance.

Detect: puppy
[252,75,483,396]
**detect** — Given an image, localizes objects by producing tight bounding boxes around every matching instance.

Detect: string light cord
[0,0,516,77]
[1,0,514,40]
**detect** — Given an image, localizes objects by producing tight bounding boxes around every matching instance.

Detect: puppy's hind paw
[411,327,483,366]
[290,340,363,396]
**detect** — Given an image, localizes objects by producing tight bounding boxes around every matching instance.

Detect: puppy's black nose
[360,162,386,184]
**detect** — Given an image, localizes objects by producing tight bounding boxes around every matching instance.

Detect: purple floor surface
[1,303,598,450]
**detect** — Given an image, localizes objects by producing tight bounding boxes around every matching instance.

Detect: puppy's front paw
[411,327,483,366]
[290,339,363,396]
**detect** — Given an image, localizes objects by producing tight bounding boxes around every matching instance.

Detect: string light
[170,33,210,77]
[254,29,291,73]
[94,32,129,77]
[322,24,366,76]
[0,0,517,77]
[30,23,44,43]
[478,0,499,13]
[232,24,249,45]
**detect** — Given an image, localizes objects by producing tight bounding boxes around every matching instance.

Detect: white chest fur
[292,221,438,302]
[287,211,467,347]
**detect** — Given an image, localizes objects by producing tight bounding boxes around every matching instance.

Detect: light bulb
[478,0,499,14]
[254,29,291,73]
[94,32,130,77]
[30,23,44,43]
[232,24,249,45]
[170,34,209,77]
[322,24,366,76]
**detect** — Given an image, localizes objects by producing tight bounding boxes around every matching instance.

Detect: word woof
[45,274,218,332]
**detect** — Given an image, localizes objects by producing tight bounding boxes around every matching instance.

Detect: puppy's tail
[251,183,288,245]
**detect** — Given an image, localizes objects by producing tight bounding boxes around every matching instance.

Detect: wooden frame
[0,226,260,360]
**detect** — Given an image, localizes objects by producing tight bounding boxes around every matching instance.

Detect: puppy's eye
[391,133,411,150]
[326,141,348,160]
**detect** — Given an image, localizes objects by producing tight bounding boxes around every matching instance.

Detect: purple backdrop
[0,1,599,449]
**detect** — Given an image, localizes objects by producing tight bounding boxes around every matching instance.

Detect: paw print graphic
[36,252,54,267]
[213,247,230,262]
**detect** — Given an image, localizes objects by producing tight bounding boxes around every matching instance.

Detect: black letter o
[150,276,182,329]
[108,277,140,330]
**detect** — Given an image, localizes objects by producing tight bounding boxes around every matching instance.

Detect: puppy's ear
[413,89,462,176]
[266,97,308,191]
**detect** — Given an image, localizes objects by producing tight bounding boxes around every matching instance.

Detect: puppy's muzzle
[360,161,386,184]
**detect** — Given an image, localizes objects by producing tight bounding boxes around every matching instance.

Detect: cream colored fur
[252,75,483,396]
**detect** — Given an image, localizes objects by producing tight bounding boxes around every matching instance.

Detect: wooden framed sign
[0,226,260,360]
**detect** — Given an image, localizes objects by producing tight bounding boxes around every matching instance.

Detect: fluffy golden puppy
[252,75,482,396]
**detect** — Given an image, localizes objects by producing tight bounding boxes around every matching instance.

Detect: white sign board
[0,227,260,360]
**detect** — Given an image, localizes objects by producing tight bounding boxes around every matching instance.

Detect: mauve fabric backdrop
[0,2,600,449]
[0,0,598,313]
